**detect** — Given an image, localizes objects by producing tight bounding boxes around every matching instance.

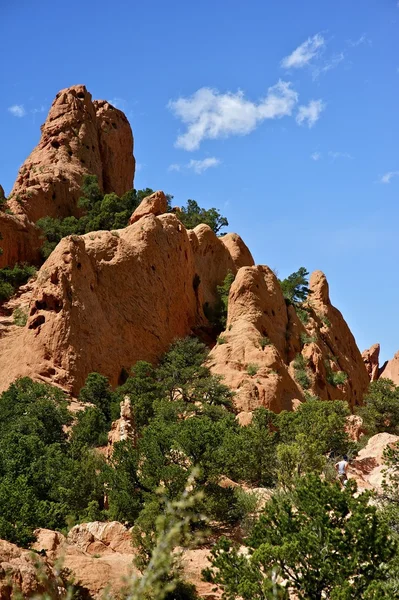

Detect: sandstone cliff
[8,85,135,223]
[0,210,253,394]
[208,268,369,414]
[0,212,42,268]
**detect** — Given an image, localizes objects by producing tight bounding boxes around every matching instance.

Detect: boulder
[362,343,380,381]
[8,85,135,223]
[349,432,399,491]
[129,191,168,224]
[0,539,60,599]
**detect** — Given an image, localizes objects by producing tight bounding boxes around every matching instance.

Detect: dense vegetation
[36,175,229,259]
[0,263,36,302]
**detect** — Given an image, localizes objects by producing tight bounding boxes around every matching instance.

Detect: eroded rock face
[0,213,253,394]
[379,351,399,385]
[8,85,135,223]
[0,212,42,268]
[349,432,399,492]
[209,267,369,413]
[129,190,168,224]
[107,397,136,457]
[362,343,380,382]
[0,539,60,599]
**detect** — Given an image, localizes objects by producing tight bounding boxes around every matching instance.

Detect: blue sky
[1,0,398,363]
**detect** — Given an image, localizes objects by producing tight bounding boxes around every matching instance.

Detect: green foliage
[13,306,28,326]
[279,267,310,305]
[292,353,311,389]
[70,406,108,448]
[259,336,271,349]
[0,378,107,545]
[217,335,227,344]
[177,199,228,235]
[205,270,235,331]
[0,263,37,302]
[37,175,153,258]
[326,368,348,387]
[205,475,396,600]
[358,378,399,435]
[300,332,317,345]
[296,306,310,324]
[246,363,259,376]
[275,399,353,486]
[79,372,116,423]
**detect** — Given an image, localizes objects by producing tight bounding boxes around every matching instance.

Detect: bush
[358,379,399,435]
[327,369,348,387]
[259,336,271,349]
[13,307,28,327]
[177,199,228,235]
[246,363,259,376]
[293,353,311,389]
[0,263,37,302]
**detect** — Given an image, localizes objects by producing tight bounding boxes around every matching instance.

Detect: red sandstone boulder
[0,212,42,268]
[129,191,168,224]
[380,351,399,385]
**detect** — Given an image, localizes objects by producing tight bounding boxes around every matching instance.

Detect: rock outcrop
[362,343,380,382]
[0,539,61,599]
[0,212,42,268]
[129,190,168,224]
[209,267,369,413]
[0,212,253,394]
[107,397,136,457]
[379,351,399,385]
[8,85,135,223]
[349,432,399,491]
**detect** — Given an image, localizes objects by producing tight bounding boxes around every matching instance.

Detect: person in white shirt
[335,455,349,486]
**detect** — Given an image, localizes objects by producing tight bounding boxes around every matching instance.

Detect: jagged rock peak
[8,84,135,223]
[362,343,380,382]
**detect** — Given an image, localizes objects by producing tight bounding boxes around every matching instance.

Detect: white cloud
[296,99,326,128]
[328,151,353,160]
[381,171,399,184]
[31,105,46,115]
[312,52,345,79]
[281,33,325,69]
[8,104,26,118]
[168,163,181,172]
[168,80,298,151]
[168,157,221,174]
[348,34,370,47]
[188,157,221,174]
[109,97,127,110]
[311,152,321,161]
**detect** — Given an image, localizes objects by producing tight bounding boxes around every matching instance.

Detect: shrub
[296,306,310,324]
[293,353,311,389]
[177,199,228,235]
[13,307,28,327]
[0,263,37,302]
[217,335,227,344]
[259,336,271,349]
[358,379,399,435]
[300,332,317,345]
[327,369,348,387]
[246,363,259,376]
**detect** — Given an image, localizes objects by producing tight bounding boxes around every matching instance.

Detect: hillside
[1,85,399,599]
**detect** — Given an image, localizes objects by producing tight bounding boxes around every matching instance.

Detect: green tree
[79,372,116,423]
[177,199,228,235]
[358,378,399,435]
[205,475,396,600]
[279,267,310,304]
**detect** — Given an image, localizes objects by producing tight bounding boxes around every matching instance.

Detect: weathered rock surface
[209,267,369,413]
[188,226,254,309]
[379,350,399,385]
[362,343,380,382]
[8,85,135,223]
[0,539,60,599]
[0,214,252,394]
[349,432,399,491]
[107,397,136,457]
[129,190,168,224]
[0,212,42,268]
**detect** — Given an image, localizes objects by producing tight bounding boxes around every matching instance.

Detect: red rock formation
[379,351,399,385]
[0,212,42,268]
[0,539,60,599]
[129,190,169,224]
[107,397,136,457]
[8,85,135,223]
[0,211,253,394]
[209,267,369,413]
[362,343,380,381]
